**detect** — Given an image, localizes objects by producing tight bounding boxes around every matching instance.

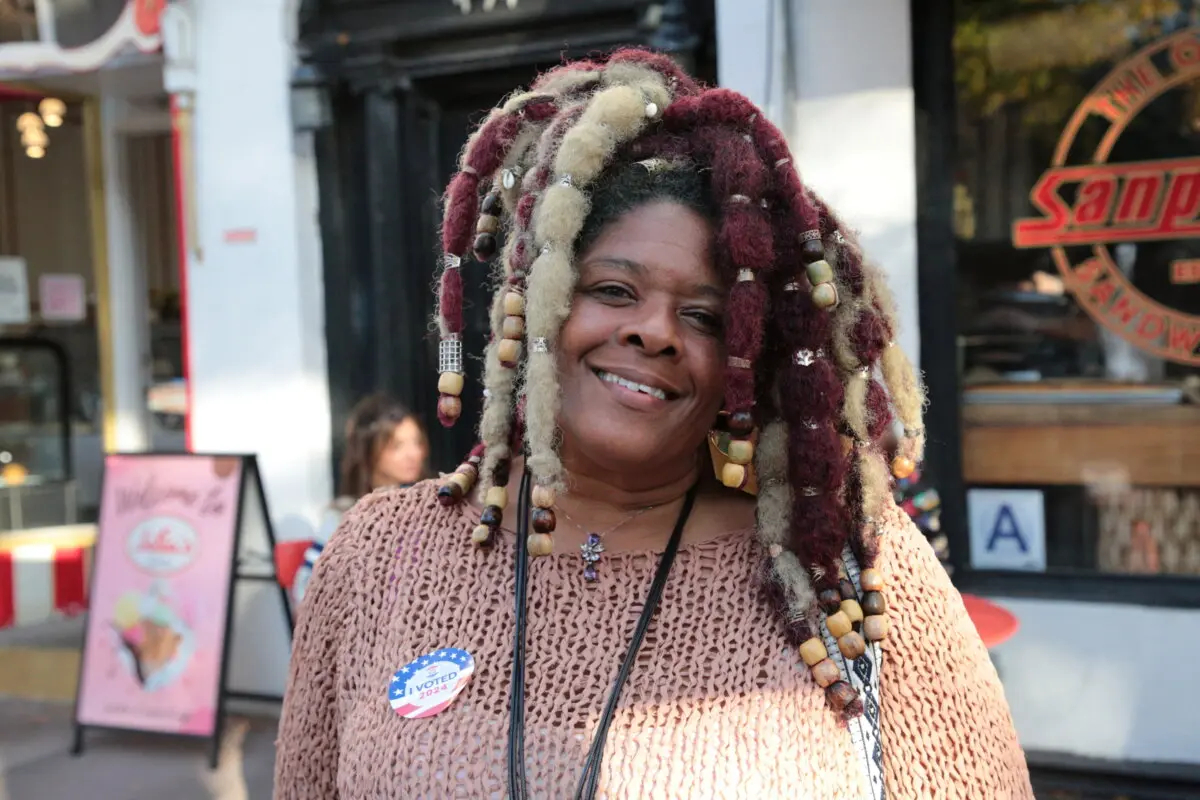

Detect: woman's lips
[593,368,676,411]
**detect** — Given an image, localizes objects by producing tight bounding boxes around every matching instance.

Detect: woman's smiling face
[556,200,727,477]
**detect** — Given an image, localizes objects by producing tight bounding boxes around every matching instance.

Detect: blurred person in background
[291,393,430,604]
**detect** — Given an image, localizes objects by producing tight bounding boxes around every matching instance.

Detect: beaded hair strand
[433,51,924,719]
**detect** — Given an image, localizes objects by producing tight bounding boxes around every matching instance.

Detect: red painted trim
[53,546,87,616]
[169,95,194,452]
[0,551,14,629]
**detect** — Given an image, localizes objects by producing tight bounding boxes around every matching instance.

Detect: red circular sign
[1014,28,1200,366]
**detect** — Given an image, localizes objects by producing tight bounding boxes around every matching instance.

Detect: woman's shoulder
[874,498,951,588]
[328,479,459,560]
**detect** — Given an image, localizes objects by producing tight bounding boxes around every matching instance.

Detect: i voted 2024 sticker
[389,648,476,719]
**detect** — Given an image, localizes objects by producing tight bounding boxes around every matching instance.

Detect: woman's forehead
[580,201,720,289]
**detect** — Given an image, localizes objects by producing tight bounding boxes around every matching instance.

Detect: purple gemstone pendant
[581,533,605,582]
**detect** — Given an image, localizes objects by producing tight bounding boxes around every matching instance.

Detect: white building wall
[186,0,332,694]
[716,0,921,366]
[716,0,1200,770]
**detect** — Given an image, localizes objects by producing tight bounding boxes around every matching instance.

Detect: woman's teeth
[597,370,668,400]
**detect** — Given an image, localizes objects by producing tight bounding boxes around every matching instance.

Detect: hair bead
[818,588,842,615]
[811,282,839,309]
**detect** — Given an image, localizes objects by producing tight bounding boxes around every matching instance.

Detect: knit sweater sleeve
[273,498,369,799]
[878,512,1034,799]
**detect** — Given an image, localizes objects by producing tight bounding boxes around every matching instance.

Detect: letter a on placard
[986,505,1029,553]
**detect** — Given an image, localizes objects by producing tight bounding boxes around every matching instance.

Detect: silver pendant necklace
[558,503,656,582]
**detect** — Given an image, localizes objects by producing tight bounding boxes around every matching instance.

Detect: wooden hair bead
[480,504,502,529]
[527,532,554,557]
[861,590,886,617]
[450,470,475,491]
[438,395,462,420]
[860,568,885,592]
[840,598,864,625]
[799,637,828,667]
[485,486,508,510]
[471,524,493,546]
[727,411,755,437]
[726,439,754,466]
[838,631,866,660]
[531,507,556,534]
[438,371,465,396]
[825,680,858,712]
[811,282,839,309]
[503,291,525,316]
[818,589,842,615]
[531,485,556,509]
[502,315,525,339]
[805,259,834,286]
[437,482,463,507]
[480,191,502,216]
[720,462,746,489]
[891,455,916,479]
[864,614,890,642]
[497,338,522,367]
[473,232,497,260]
[838,578,857,600]
[811,658,840,688]
[476,214,500,234]
[799,238,825,264]
[825,610,853,639]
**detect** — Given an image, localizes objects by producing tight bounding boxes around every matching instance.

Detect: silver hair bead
[530,337,549,353]
[540,243,552,256]
[439,336,464,375]
[858,367,871,378]
[801,486,820,497]
[443,254,462,269]
[794,349,816,366]
[558,174,574,187]
[774,157,791,168]
[783,281,802,292]
[737,268,754,282]
[729,194,751,204]
[803,419,819,430]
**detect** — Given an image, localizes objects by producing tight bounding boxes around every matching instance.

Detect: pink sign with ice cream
[75,454,244,737]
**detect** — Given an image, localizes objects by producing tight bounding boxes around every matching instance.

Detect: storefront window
[953,2,1200,577]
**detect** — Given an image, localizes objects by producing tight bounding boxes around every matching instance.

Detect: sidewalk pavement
[0,697,278,800]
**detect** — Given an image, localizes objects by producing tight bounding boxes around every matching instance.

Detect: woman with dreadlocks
[275,50,1031,799]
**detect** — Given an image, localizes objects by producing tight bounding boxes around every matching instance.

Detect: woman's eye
[685,310,723,333]
[590,284,635,301]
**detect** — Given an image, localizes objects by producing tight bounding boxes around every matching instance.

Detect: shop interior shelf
[962,401,1200,488]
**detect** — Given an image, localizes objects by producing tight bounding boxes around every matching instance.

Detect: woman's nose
[619,303,681,358]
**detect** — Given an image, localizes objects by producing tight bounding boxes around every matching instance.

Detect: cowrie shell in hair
[502,169,517,190]
[645,102,659,118]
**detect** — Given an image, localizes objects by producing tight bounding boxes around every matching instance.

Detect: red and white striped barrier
[0,526,94,631]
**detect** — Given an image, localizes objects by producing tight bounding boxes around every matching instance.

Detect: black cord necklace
[507,469,698,800]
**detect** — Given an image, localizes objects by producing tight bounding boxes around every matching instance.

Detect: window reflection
[954,0,1200,577]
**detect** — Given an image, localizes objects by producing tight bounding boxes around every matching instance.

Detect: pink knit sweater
[275,481,1032,799]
